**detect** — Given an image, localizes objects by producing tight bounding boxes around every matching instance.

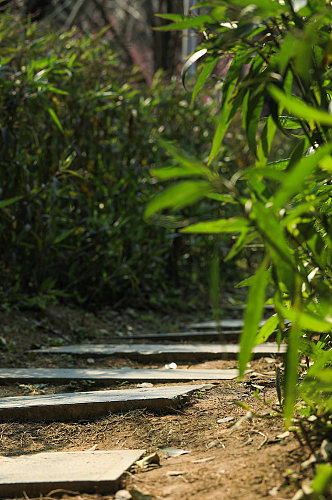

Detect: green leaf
[252,202,295,268]
[157,140,215,180]
[279,307,332,333]
[239,256,269,377]
[256,314,279,344]
[191,56,218,102]
[47,106,64,133]
[268,85,332,126]
[284,321,301,428]
[208,51,249,165]
[154,14,212,31]
[0,195,23,209]
[145,180,211,219]
[311,464,332,496]
[181,217,249,234]
[54,228,76,244]
[274,141,332,208]
[151,141,214,181]
[206,193,237,203]
[245,91,264,155]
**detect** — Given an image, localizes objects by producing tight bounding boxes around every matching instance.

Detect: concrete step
[0,450,144,496]
[0,367,239,383]
[30,342,286,361]
[0,384,209,421]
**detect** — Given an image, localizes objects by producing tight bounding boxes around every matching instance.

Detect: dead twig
[251,429,268,450]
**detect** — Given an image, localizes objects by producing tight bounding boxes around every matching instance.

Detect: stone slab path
[107,330,242,342]
[31,342,286,360]
[0,450,144,496]
[0,384,208,421]
[0,367,239,383]
[190,319,267,329]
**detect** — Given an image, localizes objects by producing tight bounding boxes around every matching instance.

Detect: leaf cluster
[146,0,332,444]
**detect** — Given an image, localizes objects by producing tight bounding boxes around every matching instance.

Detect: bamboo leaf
[239,256,269,377]
[279,307,332,333]
[256,314,279,344]
[268,85,332,126]
[0,195,23,209]
[284,321,301,427]
[274,141,332,208]
[145,180,210,219]
[191,56,218,102]
[181,217,249,233]
[47,106,64,133]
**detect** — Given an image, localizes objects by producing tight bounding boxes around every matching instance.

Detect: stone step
[107,330,242,342]
[0,367,239,383]
[30,342,286,361]
[0,450,144,496]
[189,319,267,329]
[0,384,208,421]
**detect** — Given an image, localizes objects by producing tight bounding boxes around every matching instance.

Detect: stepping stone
[0,368,239,383]
[0,450,144,496]
[0,384,208,421]
[30,343,286,361]
[108,330,241,342]
[189,319,267,329]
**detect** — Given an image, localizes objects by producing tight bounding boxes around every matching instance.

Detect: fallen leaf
[276,431,290,440]
[217,417,235,424]
[135,452,160,469]
[159,447,191,458]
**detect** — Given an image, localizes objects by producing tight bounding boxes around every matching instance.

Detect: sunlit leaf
[274,142,332,208]
[181,217,249,233]
[239,256,269,377]
[191,56,218,102]
[181,49,208,88]
[145,180,211,219]
[256,314,279,344]
[268,85,332,126]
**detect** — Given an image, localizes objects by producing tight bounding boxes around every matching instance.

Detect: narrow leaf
[284,321,301,427]
[239,256,269,377]
[256,314,279,344]
[0,195,23,209]
[47,107,64,133]
[191,56,218,102]
[274,142,332,208]
[268,85,332,126]
[145,180,210,219]
[181,217,249,234]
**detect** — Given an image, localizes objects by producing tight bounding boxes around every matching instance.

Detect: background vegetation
[0,12,251,310]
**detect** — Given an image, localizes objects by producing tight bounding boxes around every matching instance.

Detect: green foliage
[0,13,236,308]
[147,0,332,442]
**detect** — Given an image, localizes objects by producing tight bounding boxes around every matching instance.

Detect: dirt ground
[0,306,317,500]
